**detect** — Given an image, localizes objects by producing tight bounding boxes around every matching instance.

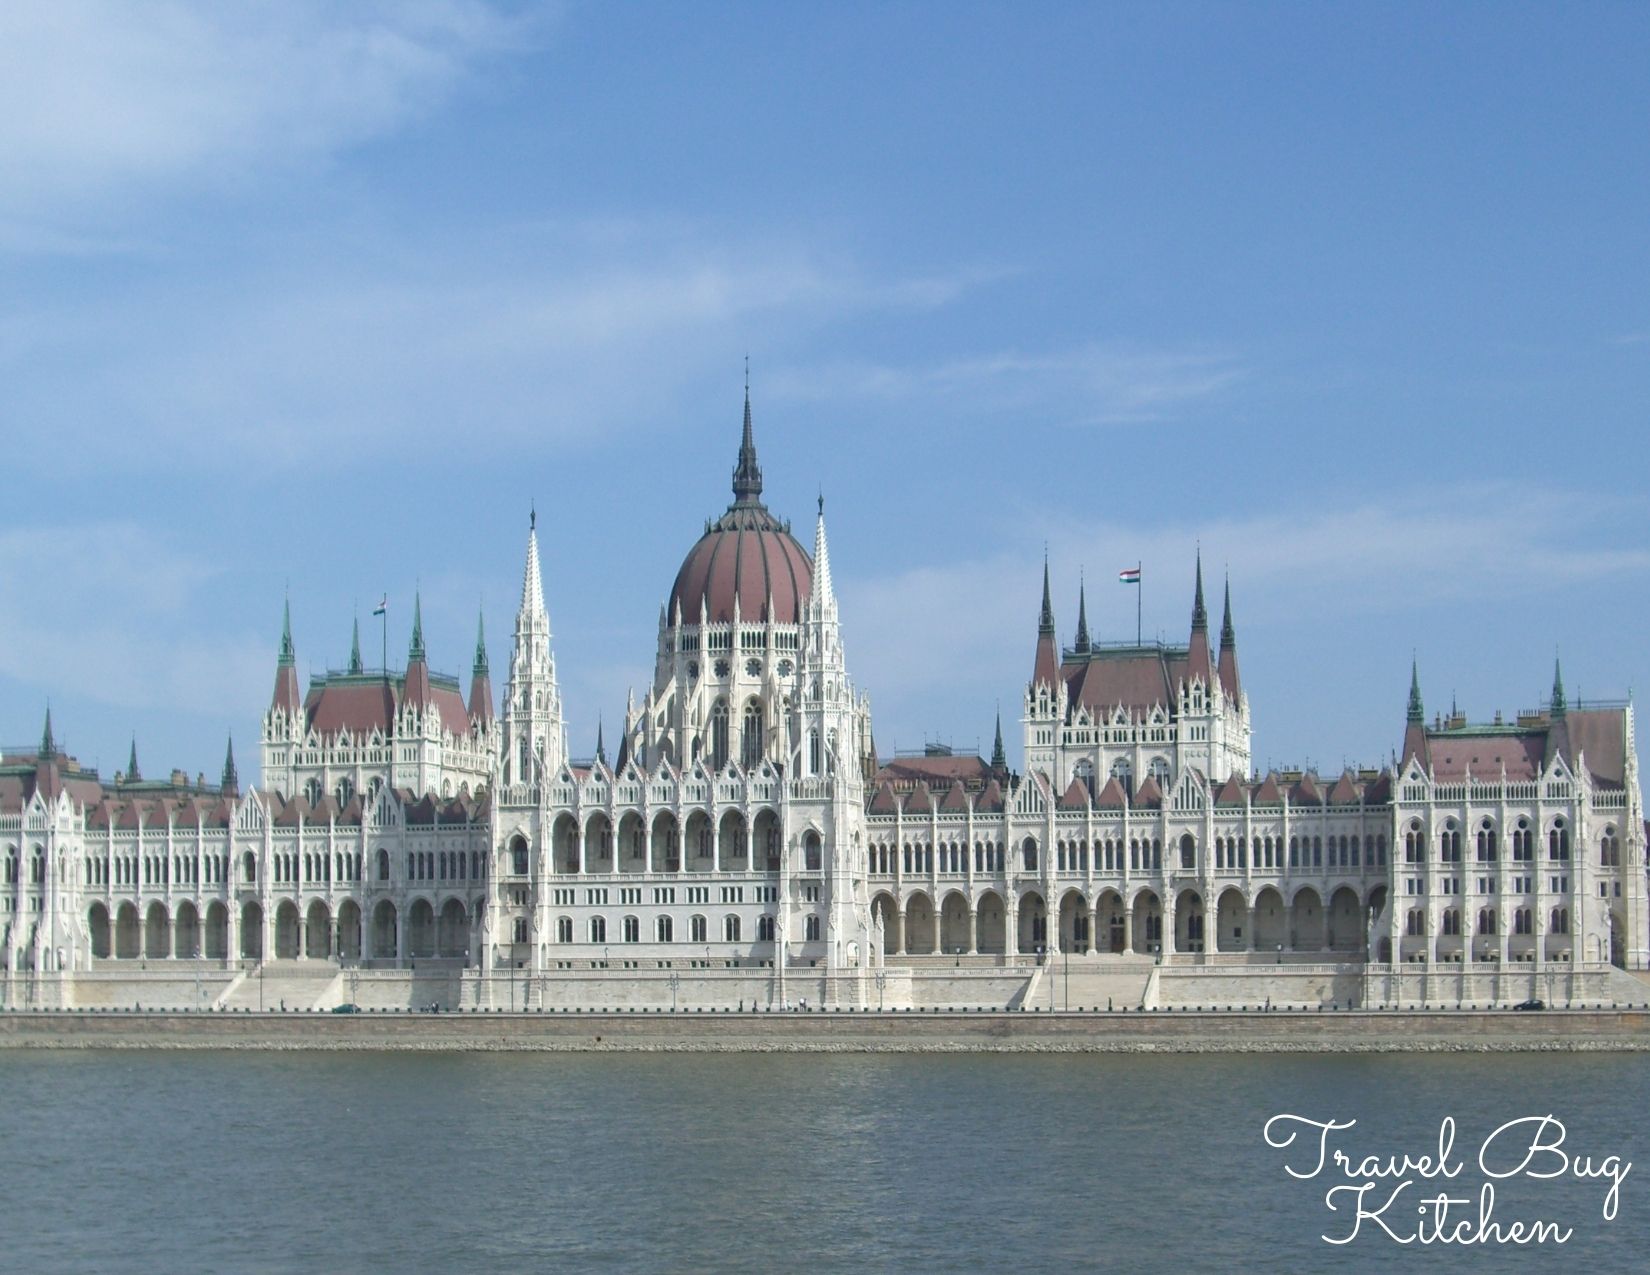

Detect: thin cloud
[0,1,538,228]
[840,484,1650,738]
[0,523,268,721]
[1,239,1002,466]
[772,344,1242,425]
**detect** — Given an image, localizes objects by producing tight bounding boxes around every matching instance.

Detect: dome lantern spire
[732,364,763,506]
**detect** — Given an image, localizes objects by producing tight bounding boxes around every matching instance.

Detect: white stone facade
[2,393,1645,1011]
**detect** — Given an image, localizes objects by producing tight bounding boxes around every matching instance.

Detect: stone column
[1123,909,1133,955]
[967,905,977,955]
[1248,904,1260,952]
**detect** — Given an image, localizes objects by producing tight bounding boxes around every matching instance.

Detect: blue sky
[2,2,1647,785]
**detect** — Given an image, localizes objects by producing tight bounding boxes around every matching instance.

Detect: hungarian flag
[1118,566,1141,585]
[372,595,388,616]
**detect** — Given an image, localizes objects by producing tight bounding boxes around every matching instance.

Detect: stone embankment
[1,1007,1646,1052]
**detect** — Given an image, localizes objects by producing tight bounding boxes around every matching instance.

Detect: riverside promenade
[2,1006,1647,1052]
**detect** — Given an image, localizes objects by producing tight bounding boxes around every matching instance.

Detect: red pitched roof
[1133,776,1164,809]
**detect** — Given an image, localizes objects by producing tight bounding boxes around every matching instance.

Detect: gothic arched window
[710,700,730,771]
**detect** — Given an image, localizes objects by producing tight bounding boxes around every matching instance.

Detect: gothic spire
[221,734,238,796]
[1551,654,1567,718]
[520,512,547,620]
[127,736,140,783]
[732,371,763,505]
[1038,554,1055,636]
[1074,575,1090,654]
[473,607,489,676]
[349,614,364,675]
[991,708,1006,770]
[595,717,608,768]
[1220,573,1235,648]
[39,707,55,760]
[1192,548,1208,632]
[279,596,295,667]
[409,592,426,661]
[1407,658,1424,724]
[810,492,836,611]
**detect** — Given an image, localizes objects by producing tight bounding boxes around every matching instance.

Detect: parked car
[331,1003,362,1014]
[1513,998,1546,1012]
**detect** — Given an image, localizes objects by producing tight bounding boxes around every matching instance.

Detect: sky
[1,1,1647,787]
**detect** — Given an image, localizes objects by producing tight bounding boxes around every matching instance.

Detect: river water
[1,1050,1645,1271]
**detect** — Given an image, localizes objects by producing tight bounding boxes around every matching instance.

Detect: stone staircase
[216,961,341,1012]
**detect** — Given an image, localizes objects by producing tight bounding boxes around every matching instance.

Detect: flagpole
[381,603,387,681]
[1137,561,1142,647]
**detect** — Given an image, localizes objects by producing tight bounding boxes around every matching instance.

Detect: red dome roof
[666,386,813,625]
[670,507,812,625]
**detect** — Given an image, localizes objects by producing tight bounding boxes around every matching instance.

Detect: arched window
[1179,834,1196,871]
[1406,909,1424,936]
[805,914,820,941]
[1601,827,1620,867]
[622,916,639,943]
[724,914,741,943]
[1110,756,1133,798]
[1548,821,1570,861]
[741,699,764,768]
[656,915,673,943]
[1021,838,1039,872]
[690,914,707,944]
[510,835,529,876]
[1476,822,1497,862]
[589,916,607,944]
[243,851,257,883]
[556,916,573,943]
[1478,908,1496,936]
[808,729,821,775]
[1550,907,1569,935]
[1442,909,1460,937]
[710,700,730,771]
[757,915,775,942]
[1074,759,1095,797]
[804,832,822,873]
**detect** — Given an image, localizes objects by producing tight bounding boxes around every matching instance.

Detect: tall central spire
[732,369,763,505]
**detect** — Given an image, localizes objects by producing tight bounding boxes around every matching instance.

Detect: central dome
[667,390,813,625]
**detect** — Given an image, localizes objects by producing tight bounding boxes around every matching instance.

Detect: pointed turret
[468,606,493,724]
[221,734,239,797]
[1542,652,1575,772]
[502,510,566,785]
[991,709,1007,772]
[271,598,301,713]
[1074,576,1090,655]
[34,707,62,801]
[1186,549,1213,685]
[810,492,835,612]
[732,376,763,506]
[1216,572,1241,701]
[1032,555,1059,690]
[595,718,608,769]
[1401,658,1430,769]
[126,736,141,783]
[404,591,432,709]
[349,614,364,675]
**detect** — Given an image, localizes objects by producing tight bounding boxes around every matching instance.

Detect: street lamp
[875,969,887,1012]
[668,971,680,1012]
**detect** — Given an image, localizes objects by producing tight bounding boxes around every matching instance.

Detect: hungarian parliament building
[2,391,1646,1005]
